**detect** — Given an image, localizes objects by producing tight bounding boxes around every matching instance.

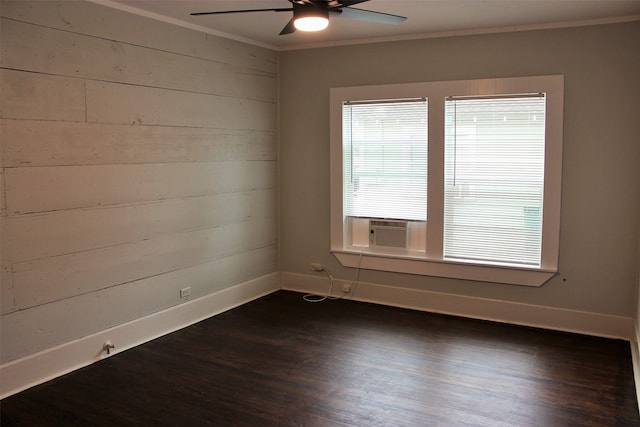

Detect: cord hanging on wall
[303,252,363,303]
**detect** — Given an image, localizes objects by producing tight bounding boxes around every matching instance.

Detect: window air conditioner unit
[369,219,408,248]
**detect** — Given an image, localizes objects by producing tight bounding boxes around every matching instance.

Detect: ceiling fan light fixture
[293,5,329,32]
[294,16,329,31]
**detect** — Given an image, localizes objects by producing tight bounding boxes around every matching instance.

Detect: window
[343,99,428,222]
[330,76,563,286]
[443,94,546,267]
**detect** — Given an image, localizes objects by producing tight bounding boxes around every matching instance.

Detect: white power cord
[303,268,340,303]
[303,252,364,303]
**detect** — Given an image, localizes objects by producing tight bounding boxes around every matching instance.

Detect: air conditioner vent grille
[369,219,408,248]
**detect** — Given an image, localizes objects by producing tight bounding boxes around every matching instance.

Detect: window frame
[329,75,564,286]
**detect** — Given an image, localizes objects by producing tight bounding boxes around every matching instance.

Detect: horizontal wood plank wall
[0,0,278,364]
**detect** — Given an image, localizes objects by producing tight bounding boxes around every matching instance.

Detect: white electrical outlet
[342,283,352,293]
[180,287,191,298]
[310,263,324,271]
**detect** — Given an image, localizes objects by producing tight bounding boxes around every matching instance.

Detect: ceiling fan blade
[336,7,406,24]
[279,17,297,35]
[191,8,292,16]
[328,0,370,7]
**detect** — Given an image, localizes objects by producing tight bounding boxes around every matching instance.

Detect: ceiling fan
[190,0,407,35]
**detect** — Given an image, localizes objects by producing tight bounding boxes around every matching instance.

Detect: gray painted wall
[0,1,278,363]
[279,22,640,317]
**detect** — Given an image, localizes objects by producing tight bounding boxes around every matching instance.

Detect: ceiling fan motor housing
[293,2,330,20]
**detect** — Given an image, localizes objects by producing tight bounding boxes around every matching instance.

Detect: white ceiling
[100,0,640,50]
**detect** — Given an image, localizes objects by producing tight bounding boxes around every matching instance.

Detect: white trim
[280,15,640,51]
[86,0,276,50]
[281,271,635,340]
[0,273,279,399]
[87,1,640,52]
[632,323,640,415]
[333,250,555,287]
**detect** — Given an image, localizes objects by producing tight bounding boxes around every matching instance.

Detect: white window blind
[343,99,428,221]
[443,94,546,266]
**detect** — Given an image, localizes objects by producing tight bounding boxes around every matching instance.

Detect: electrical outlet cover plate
[180,287,191,298]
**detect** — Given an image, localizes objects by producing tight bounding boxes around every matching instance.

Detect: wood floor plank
[1,290,638,426]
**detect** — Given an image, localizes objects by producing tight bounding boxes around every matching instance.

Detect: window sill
[331,249,555,287]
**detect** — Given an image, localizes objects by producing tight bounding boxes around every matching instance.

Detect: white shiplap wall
[0,0,278,364]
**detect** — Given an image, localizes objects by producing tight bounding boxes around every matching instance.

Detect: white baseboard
[281,272,635,340]
[0,273,279,399]
[632,323,640,415]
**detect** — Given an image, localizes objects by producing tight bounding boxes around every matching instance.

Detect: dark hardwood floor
[2,290,639,426]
